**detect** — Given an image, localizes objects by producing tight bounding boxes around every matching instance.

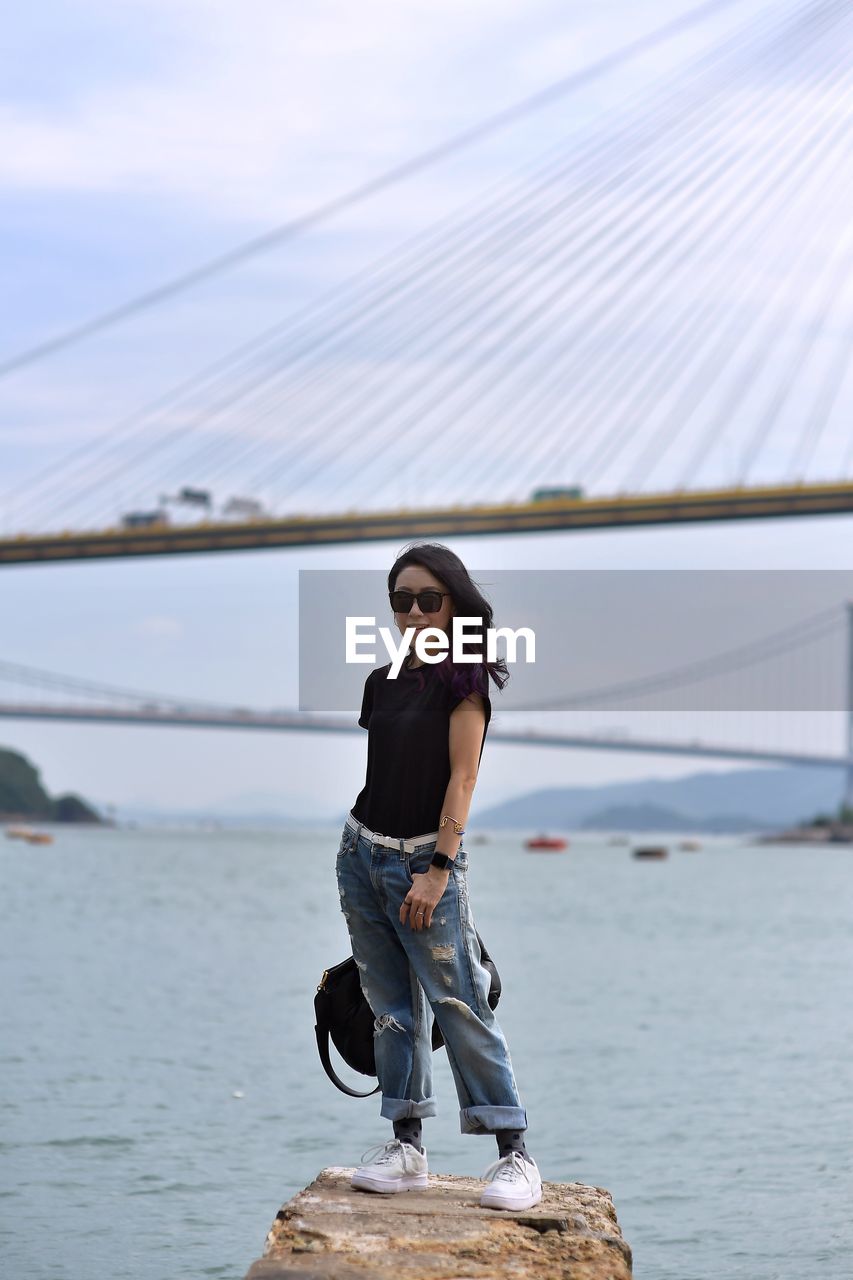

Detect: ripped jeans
[335,812,527,1135]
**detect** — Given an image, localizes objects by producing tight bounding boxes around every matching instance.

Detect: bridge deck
[4,480,853,564]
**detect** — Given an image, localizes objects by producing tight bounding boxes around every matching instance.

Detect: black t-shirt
[350,655,492,838]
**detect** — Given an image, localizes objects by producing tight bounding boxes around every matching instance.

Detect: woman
[335,541,541,1211]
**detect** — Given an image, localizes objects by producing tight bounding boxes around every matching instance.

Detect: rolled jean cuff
[460,1105,528,1135]
[380,1095,438,1121]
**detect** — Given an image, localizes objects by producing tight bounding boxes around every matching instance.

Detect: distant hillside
[0,747,102,823]
[579,802,774,834]
[475,765,845,832]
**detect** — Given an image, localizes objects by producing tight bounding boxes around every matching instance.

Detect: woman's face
[392,565,454,660]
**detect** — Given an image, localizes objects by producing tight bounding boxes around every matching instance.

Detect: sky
[2,0,853,820]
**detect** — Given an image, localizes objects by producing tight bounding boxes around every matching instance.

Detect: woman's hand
[400,867,450,931]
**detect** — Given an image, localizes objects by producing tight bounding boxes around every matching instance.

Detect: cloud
[0,1,764,223]
[0,1,539,220]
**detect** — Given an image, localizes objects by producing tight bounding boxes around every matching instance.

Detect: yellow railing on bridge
[2,480,853,565]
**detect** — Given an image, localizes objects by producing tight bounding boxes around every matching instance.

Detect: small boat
[632,845,668,860]
[471,833,489,845]
[5,826,53,844]
[678,839,701,851]
[525,834,568,851]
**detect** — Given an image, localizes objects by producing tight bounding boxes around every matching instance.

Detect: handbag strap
[314,931,499,1098]
[314,1023,380,1098]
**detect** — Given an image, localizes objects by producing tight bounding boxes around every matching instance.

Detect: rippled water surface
[2,826,852,1278]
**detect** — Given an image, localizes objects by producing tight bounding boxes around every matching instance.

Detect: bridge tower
[846,602,853,814]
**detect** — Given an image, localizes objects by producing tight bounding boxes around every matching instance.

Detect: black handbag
[314,932,502,1098]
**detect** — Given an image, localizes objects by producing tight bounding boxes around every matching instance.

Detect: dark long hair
[387,542,509,701]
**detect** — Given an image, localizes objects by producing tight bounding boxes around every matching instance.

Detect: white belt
[346,810,439,854]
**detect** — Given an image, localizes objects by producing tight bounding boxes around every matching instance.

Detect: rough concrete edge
[246,1168,632,1278]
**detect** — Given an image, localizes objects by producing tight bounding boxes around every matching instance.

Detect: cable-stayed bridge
[3,0,853,564]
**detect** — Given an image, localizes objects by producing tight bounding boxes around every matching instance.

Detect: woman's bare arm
[437,691,487,855]
[400,692,486,931]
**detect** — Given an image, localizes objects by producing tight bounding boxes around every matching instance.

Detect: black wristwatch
[430,851,453,871]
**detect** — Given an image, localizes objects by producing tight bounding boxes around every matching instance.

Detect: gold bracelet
[439,813,466,835]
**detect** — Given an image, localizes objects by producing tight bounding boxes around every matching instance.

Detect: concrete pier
[244,1166,632,1279]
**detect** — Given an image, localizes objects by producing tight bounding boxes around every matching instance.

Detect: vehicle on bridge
[121,509,170,529]
[529,486,584,502]
[177,486,212,507]
[223,496,268,519]
[159,486,213,509]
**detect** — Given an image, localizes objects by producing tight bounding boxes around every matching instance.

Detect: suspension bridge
[3,596,853,808]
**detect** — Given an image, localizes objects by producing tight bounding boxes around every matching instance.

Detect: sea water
[2,826,851,1279]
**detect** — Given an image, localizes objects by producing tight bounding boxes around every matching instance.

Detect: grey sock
[393,1118,423,1153]
[495,1128,533,1165]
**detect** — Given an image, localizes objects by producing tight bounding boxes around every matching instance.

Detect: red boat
[525,834,568,851]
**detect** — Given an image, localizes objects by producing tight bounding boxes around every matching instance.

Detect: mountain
[475,765,846,832]
[103,765,848,833]
[0,747,103,823]
[578,802,774,834]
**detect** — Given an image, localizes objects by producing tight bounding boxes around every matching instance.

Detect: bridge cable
[0,0,743,381]
[476,5,853,498]
[21,0,795,526]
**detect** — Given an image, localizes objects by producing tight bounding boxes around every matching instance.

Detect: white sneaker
[350,1139,428,1194]
[479,1151,542,1210]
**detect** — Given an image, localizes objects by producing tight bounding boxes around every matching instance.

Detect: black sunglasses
[389,589,451,614]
